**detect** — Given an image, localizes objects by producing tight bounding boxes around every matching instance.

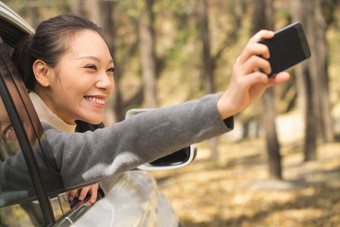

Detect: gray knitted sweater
[1,94,233,205]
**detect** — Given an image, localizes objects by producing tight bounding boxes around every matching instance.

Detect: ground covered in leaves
[151,136,340,227]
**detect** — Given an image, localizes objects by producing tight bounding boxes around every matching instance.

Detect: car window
[0,36,72,226]
[0,3,101,225]
[0,94,47,226]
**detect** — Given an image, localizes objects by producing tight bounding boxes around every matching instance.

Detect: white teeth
[85,97,105,104]
[5,128,13,139]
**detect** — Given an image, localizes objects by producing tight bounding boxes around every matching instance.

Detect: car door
[0,19,106,226]
[0,2,77,225]
[0,35,67,226]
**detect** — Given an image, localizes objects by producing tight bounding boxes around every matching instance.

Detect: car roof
[0,2,34,47]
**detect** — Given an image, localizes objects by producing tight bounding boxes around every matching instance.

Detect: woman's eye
[107,67,115,73]
[85,65,97,70]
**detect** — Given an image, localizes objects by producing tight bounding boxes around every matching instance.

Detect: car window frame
[0,5,101,225]
[0,32,98,227]
[0,43,55,224]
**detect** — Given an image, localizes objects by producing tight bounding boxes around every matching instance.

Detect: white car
[0,2,196,226]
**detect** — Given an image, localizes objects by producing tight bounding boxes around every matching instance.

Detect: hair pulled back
[12,14,103,90]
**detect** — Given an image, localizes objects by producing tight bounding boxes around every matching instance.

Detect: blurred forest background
[5,0,340,226]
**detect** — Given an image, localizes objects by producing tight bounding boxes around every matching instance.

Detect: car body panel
[71,171,178,227]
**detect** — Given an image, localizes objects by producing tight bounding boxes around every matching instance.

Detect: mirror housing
[125,108,197,171]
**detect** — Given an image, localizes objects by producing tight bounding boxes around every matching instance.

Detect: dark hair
[12,14,103,90]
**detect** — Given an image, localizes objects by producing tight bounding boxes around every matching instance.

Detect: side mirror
[125,108,197,171]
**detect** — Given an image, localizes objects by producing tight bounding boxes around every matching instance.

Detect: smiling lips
[2,125,14,141]
[84,96,105,105]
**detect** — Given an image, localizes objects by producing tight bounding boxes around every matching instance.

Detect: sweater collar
[29,91,76,133]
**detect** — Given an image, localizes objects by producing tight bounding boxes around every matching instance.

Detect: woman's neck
[29,91,76,133]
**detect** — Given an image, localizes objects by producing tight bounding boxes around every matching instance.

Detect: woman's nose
[96,71,114,91]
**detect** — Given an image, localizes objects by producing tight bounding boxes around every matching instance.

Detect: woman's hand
[67,183,99,206]
[217,30,290,119]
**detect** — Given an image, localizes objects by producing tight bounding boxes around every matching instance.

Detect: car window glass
[0,95,46,226]
[0,36,71,225]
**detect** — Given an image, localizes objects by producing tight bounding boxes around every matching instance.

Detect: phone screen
[258,22,311,77]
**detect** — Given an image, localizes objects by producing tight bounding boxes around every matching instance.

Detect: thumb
[267,72,290,87]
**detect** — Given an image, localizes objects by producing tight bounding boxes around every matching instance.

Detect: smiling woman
[13,16,114,126]
[32,29,114,125]
[11,14,115,206]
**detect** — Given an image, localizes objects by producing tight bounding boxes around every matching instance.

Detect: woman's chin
[88,119,103,125]
[79,116,103,125]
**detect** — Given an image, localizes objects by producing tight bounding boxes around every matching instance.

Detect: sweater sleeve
[41,94,233,189]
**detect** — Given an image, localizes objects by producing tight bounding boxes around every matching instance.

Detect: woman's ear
[32,59,52,87]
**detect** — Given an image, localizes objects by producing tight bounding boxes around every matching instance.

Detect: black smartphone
[258,22,311,78]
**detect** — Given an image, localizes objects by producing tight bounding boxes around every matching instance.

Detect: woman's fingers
[77,186,91,201]
[238,30,274,64]
[66,184,99,206]
[247,71,290,101]
[237,43,269,65]
[83,184,99,206]
[267,72,291,86]
[245,71,269,86]
[66,183,99,207]
[249,29,275,43]
[66,189,79,202]
[242,55,271,75]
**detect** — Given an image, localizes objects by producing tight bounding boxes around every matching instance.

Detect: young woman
[12,14,113,206]
[12,14,289,206]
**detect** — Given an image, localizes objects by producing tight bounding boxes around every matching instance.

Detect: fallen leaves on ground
[151,137,340,227]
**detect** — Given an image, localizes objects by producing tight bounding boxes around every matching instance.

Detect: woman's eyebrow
[77,55,100,62]
[77,56,114,65]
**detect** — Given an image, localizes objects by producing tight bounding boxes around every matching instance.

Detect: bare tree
[196,0,219,159]
[253,0,282,180]
[293,0,333,161]
[197,0,214,95]
[72,0,100,20]
[139,0,158,108]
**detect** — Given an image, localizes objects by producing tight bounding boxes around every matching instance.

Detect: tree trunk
[31,5,40,28]
[302,66,317,160]
[139,0,157,108]
[197,0,219,160]
[198,0,214,94]
[72,0,100,21]
[308,0,333,143]
[253,0,282,180]
[263,87,282,179]
[293,0,333,161]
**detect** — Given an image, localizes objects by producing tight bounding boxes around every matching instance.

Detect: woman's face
[0,98,18,146]
[40,30,114,125]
